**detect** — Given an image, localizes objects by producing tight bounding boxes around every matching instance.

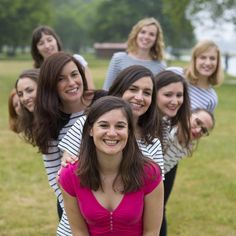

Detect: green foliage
[0,0,53,54]
[89,0,195,48]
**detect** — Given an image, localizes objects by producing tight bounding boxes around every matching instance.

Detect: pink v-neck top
[59,162,162,236]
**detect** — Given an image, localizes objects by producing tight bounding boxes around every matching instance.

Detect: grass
[0,55,236,236]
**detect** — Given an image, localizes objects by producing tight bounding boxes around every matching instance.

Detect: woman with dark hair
[15,68,40,143]
[154,70,191,236]
[31,25,94,89]
[58,65,163,235]
[58,96,164,235]
[33,52,96,227]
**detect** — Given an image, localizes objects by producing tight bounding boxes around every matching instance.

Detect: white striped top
[103,52,166,90]
[43,111,84,209]
[58,115,164,177]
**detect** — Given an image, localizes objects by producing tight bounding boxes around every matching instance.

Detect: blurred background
[1,0,236,75]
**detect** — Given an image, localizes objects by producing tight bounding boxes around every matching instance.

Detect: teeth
[67,88,78,93]
[105,140,118,145]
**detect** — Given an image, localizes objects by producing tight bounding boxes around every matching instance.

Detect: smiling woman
[58,96,164,236]
[103,17,166,90]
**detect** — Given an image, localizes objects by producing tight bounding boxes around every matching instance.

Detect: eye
[144,90,152,96]
[176,93,183,98]
[116,124,126,129]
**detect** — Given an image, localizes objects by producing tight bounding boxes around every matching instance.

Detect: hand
[61,151,78,167]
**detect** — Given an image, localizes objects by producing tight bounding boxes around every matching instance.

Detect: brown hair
[31,25,63,68]
[154,70,191,148]
[78,96,154,193]
[34,52,88,153]
[108,65,159,144]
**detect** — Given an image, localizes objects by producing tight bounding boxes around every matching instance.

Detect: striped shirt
[166,66,218,112]
[58,115,164,177]
[43,111,84,209]
[163,127,189,174]
[103,52,166,90]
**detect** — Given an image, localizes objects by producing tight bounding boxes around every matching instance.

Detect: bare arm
[143,181,164,236]
[61,188,89,236]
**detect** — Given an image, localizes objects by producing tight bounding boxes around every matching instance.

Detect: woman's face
[136,24,157,51]
[57,61,84,110]
[90,109,129,157]
[36,33,59,59]
[157,82,184,118]
[122,76,153,120]
[12,93,21,115]
[195,47,218,78]
[17,78,37,112]
[190,110,213,140]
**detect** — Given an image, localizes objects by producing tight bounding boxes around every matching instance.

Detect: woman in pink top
[59,96,164,236]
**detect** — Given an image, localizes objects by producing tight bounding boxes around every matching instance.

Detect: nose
[134,91,144,101]
[170,96,178,105]
[67,76,76,85]
[107,127,117,136]
[22,92,30,104]
[44,42,50,48]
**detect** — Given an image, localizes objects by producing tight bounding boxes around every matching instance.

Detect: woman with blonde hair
[167,39,224,112]
[103,17,166,90]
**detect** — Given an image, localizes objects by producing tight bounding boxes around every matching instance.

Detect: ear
[89,128,93,137]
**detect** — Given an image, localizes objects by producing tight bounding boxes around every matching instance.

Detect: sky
[192,10,236,54]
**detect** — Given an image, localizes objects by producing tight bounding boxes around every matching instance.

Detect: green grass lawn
[0,56,236,236]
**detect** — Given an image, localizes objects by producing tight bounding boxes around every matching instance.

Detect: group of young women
[8,17,223,236]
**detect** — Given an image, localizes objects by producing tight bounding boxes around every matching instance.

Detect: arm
[143,181,164,236]
[103,53,120,90]
[61,188,89,236]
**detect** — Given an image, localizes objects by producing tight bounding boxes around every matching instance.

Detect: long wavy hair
[78,96,151,193]
[34,52,88,153]
[15,69,40,143]
[185,40,224,86]
[108,65,159,144]
[154,70,191,148]
[31,25,63,68]
[127,17,165,60]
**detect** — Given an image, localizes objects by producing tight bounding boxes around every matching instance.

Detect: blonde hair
[185,40,224,86]
[127,17,165,60]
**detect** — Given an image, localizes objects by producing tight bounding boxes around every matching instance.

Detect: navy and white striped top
[103,52,166,90]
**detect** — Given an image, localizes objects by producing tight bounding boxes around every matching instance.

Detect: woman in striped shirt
[103,17,166,90]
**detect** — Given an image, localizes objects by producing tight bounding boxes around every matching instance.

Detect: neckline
[90,190,125,213]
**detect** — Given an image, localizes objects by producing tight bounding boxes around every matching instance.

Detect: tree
[0,0,53,55]
[188,0,236,26]
[89,0,195,48]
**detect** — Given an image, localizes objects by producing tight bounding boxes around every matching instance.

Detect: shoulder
[165,66,184,76]
[112,52,127,59]
[143,162,162,183]
[73,54,88,67]
[142,162,162,194]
